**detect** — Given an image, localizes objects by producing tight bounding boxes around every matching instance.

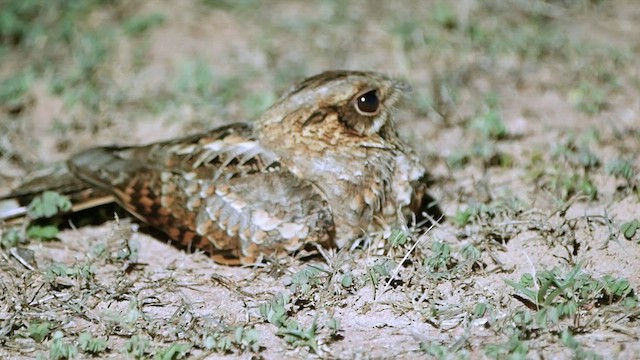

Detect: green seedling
[505,265,637,327]
[368,258,395,286]
[259,293,289,327]
[621,220,640,240]
[277,319,319,354]
[1,227,24,248]
[49,331,78,360]
[204,333,232,353]
[425,241,452,272]
[28,322,52,343]
[123,13,165,35]
[124,335,150,359]
[289,265,326,294]
[606,159,635,180]
[420,341,450,359]
[569,82,607,115]
[340,273,353,288]
[484,334,529,360]
[233,326,261,353]
[27,225,61,240]
[454,207,473,226]
[388,229,408,247]
[153,343,191,360]
[27,191,72,219]
[472,109,507,140]
[0,70,34,109]
[561,329,601,360]
[78,332,107,355]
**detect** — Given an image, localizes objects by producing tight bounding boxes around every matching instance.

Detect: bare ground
[1,1,639,359]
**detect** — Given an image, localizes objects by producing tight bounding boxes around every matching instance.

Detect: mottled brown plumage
[35,71,439,264]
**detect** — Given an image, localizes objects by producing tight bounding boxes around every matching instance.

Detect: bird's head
[255,70,409,151]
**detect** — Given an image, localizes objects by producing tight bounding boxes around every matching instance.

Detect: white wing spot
[278,222,306,239]
[252,209,282,231]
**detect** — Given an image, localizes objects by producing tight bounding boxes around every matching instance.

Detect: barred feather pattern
[17,70,441,265]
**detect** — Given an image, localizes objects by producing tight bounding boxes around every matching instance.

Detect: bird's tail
[0,162,114,224]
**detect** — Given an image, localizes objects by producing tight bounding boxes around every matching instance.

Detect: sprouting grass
[505,264,636,320]
[0,70,34,110]
[621,219,640,240]
[0,0,639,359]
[569,82,608,115]
[495,265,637,358]
[606,158,635,181]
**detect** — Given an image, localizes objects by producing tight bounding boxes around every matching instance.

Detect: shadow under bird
[0,70,442,265]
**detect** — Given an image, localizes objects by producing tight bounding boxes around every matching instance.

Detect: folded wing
[67,123,334,264]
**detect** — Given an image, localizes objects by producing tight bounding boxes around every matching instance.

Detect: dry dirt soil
[1,1,639,359]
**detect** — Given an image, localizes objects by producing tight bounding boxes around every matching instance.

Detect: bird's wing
[67,123,334,264]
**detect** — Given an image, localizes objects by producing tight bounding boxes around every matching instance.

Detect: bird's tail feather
[0,162,114,224]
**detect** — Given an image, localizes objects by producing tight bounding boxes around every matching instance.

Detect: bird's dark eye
[355,89,380,115]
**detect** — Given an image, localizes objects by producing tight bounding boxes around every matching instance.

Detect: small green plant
[621,219,640,240]
[505,265,637,327]
[606,159,635,180]
[425,241,452,272]
[473,302,488,318]
[259,293,289,327]
[471,141,504,167]
[388,229,408,247]
[552,139,600,169]
[576,147,600,168]
[368,258,396,287]
[233,326,261,353]
[1,227,24,248]
[420,341,450,358]
[258,292,340,353]
[461,244,482,263]
[44,262,95,284]
[24,191,73,240]
[561,329,602,360]
[123,13,165,35]
[453,203,497,227]
[78,332,108,355]
[26,225,61,241]
[117,300,143,329]
[202,327,261,353]
[549,172,598,201]
[530,147,600,202]
[0,70,34,110]
[276,319,319,354]
[204,332,232,353]
[484,333,529,359]
[124,335,150,359]
[601,275,636,306]
[340,273,354,288]
[454,207,474,226]
[153,343,191,360]
[49,331,78,360]
[569,82,607,115]
[446,151,470,169]
[472,110,507,140]
[471,94,508,140]
[484,311,533,358]
[28,322,52,343]
[174,60,216,99]
[326,317,340,337]
[28,191,72,219]
[432,2,457,30]
[289,265,326,294]
[242,91,276,118]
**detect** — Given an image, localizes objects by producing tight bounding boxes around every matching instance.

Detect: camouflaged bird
[17,71,441,265]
